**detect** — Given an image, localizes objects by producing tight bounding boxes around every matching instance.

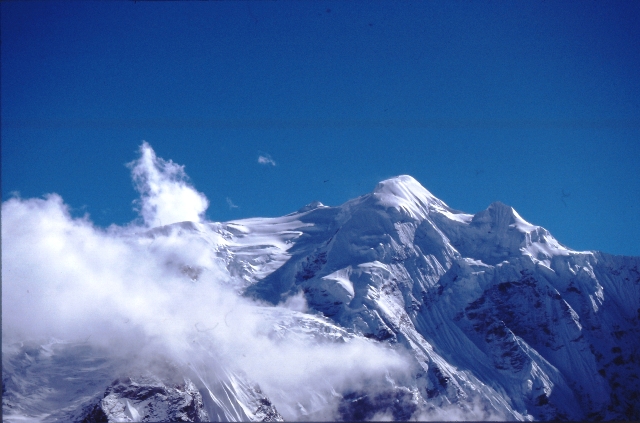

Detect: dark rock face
[338,388,418,421]
[80,375,209,422]
[80,403,109,423]
[253,396,284,422]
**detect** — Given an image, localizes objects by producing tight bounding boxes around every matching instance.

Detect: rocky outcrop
[80,375,209,422]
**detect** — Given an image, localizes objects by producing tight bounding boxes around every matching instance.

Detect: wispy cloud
[257,154,276,166]
[226,197,239,209]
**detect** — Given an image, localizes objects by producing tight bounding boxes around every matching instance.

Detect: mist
[2,142,416,421]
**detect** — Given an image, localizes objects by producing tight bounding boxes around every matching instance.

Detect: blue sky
[2,1,639,256]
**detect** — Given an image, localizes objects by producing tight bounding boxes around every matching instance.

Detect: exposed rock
[81,375,209,422]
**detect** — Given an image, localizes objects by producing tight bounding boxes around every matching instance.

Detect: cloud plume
[129,141,209,227]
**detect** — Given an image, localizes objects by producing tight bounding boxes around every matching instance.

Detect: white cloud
[409,398,508,421]
[1,141,415,422]
[257,154,276,166]
[226,197,238,209]
[371,410,395,421]
[280,290,308,312]
[128,141,209,228]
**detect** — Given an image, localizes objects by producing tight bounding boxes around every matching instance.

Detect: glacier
[3,175,639,422]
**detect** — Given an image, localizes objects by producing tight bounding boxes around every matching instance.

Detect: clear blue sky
[2,1,639,256]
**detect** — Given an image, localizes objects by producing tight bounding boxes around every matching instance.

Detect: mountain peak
[373,175,438,204]
[472,201,536,232]
[371,175,446,219]
[373,175,433,195]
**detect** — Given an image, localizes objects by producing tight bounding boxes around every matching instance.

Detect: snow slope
[234,175,640,420]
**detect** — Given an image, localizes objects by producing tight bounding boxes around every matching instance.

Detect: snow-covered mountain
[3,175,639,422]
